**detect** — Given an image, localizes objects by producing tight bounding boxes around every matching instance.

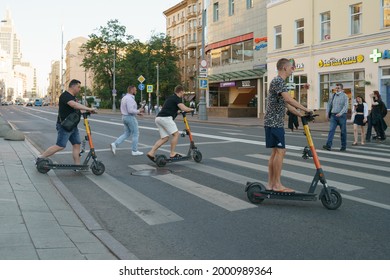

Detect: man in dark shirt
[36,79,96,165]
[146,85,194,161]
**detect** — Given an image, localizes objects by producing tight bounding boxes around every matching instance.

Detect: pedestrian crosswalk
[84,145,390,225]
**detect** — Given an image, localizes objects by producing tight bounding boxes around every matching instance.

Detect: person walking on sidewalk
[323,83,349,152]
[369,90,387,142]
[36,79,96,164]
[264,58,312,193]
[352,96,368,146]
[146,85,194,161]
[111,85,144,156]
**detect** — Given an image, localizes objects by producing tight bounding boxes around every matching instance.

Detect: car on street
[26,101,33,106]
[34,98,43,106]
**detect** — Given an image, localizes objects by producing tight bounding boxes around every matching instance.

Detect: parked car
[1,101,8,106]
[43,102,49,106]
[26,101,33,106]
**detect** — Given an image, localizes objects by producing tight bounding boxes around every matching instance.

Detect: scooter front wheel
[91,161,105,175]
[321,189,342,210]
[192,150,202,163]
[155,155,167,167]
[36,158,52,174]
[246,182,266,204]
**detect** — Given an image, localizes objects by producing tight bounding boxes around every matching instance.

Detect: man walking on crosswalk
[264,58,312,192]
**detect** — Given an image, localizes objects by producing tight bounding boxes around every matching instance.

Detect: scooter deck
[255,190,317,201]
[165,156,191,163]
[45,164,89,171]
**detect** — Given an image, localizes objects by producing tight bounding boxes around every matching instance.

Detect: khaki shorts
[155,116,178,138]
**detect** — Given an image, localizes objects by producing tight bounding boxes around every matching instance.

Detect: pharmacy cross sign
[370,49,382,63]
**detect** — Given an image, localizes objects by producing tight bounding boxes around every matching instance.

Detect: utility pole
[112,47,117,112]
[60,25,64,93]
[156,63,159,108]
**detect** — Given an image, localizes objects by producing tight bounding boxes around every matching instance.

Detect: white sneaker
[132,150,144,156]
[110,143,116,155]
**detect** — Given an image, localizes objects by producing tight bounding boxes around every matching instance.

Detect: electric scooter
[36,112,105,175]
[154,111,202,167]
[245,112,342,210]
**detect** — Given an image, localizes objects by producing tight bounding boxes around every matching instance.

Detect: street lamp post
[60,26,64,93]
[112,48,117,112]
[198,7,208,120]
[156,63,159,108]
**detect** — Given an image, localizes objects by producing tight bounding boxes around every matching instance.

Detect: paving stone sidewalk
[0,138,119,260]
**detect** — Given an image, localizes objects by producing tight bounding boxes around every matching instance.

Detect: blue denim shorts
[56,123,81,148]
[265,127,285,148]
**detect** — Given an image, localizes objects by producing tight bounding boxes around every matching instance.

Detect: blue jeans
[326,114,347,149]
[114,115,139,151]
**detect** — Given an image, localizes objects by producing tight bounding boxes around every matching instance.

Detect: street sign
[200,59,208,68]
[138,84,145,91]
[199,78,208,89]
[147,85,153,93]
[138,75,145,83]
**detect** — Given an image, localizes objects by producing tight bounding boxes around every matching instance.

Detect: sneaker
[110,143,116,155]
[132,150,144,156]
[340,147,346,152]
[322,145,331,151]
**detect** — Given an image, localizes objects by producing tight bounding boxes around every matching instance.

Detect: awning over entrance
[208,69,266,82]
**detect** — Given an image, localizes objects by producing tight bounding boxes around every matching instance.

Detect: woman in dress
[352,96,368,145]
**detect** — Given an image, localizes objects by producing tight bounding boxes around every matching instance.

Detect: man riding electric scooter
[36,79,96,166]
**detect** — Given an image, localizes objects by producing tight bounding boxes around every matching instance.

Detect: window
[296,19,304,45]
[213,2,219,22]
[274,25,282,49]
[350,3,362,35]
[320,11,331,40]
[231,42,243,63]
[221,46,231,65]
[229,0,235,16]
[244,40,254,61]
[382,0,390,27]
[246,0,254,9]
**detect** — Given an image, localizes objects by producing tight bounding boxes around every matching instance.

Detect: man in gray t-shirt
[264,58,311,193]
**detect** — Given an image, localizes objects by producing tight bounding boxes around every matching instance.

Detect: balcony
[187,40,198,50]
[187,11,197,19]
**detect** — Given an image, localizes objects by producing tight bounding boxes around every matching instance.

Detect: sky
[2,0,180,91]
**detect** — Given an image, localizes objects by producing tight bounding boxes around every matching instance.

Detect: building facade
[64,37,94,94]
[267,0,390,120]
[164,0,203,100]
[201,0,267,117]
[48,60,60,105]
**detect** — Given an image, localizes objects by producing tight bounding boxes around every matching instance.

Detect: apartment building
[267,0,390,120]
[205,0,267,117]
[64,37,94,93]
[164,0,203,100]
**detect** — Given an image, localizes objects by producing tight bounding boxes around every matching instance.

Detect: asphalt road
[2,105,390,260]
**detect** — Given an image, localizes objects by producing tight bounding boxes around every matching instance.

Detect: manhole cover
[131,169,171,176]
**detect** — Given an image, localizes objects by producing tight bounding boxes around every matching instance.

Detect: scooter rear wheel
[192,150,202,163]
[36,158,52,174]
[246,182,266,204]
[91,161,105,175]
[155,155,167,167]
[321,189,342,210]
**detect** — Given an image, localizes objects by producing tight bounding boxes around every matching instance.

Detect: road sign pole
[199,8,208,120]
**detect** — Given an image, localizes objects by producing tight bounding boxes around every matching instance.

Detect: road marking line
[85,173,183,225]
[213,157,362,192]
[130,164,256,211]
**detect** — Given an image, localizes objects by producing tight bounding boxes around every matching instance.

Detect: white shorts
[155,116,178,138]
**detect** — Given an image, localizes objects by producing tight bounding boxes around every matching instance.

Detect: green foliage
[80,20,181,105]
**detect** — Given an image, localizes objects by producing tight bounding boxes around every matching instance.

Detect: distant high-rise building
[0,8,36,101]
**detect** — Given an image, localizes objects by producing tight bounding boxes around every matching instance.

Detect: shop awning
[208,69,266,82]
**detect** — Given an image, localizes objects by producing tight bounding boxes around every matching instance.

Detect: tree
[80,19,132,102]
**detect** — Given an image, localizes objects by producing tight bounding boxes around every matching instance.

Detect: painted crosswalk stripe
[85,173,183,225]
[180,161,267,186]
[212,157,362,191]
[130,164,256,211]
[247,154,390,184]
[285,152,390,172]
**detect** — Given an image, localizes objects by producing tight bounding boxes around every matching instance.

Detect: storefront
[208,79,259,117]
